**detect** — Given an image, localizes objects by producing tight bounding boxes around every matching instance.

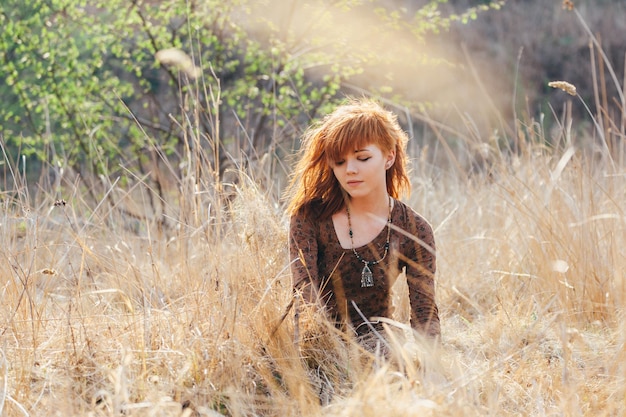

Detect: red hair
[285,97,411,220]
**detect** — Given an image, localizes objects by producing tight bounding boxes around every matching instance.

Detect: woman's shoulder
[291,199,324,221]
[290,200,337,244]
[393,199,434,235]
[290,199,331,234]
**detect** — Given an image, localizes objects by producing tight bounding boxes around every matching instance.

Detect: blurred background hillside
[446,0,625,126]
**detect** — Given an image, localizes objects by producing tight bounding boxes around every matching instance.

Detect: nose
[345,158,358,174]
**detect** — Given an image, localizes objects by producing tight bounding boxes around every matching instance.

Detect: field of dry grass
[1,2,625,412]
[1,101,625,416]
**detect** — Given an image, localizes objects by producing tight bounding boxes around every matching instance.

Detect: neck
[347,192,391,216]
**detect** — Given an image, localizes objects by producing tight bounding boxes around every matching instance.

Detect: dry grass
[2,3,625,408]
[1,118,625,416]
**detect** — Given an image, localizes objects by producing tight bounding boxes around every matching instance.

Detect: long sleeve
[404,215,440,338]
[289,212,320,303]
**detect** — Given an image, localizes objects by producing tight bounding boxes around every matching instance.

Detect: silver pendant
[361,264,374,287]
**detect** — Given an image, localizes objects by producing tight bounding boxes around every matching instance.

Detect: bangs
[323,112,392,162]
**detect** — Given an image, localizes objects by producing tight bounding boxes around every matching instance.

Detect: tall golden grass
[1,100,625,415]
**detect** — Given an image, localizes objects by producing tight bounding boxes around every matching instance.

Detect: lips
[346,180,363,187]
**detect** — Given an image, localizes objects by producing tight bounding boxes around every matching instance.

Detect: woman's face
[331,143,395,199]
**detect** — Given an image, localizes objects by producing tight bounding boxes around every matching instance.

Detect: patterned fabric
[289,199,440,338]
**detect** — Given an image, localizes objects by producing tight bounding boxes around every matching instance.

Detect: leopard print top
[289,198,440,338]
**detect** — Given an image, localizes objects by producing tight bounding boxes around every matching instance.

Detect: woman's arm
[403,215,440,338]
[289,213,321,303]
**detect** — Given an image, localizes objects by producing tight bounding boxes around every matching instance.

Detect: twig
[351,301,390,351]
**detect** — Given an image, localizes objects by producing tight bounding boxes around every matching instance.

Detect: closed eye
[333,156,370,166]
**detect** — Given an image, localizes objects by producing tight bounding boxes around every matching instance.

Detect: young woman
[285,98,440,344]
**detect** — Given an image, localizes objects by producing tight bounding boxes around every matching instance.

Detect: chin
[345,190,368,199]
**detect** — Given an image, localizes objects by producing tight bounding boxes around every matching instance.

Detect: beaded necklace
[346,196,392,287]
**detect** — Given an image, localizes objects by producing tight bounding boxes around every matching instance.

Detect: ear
[385,149,396,170]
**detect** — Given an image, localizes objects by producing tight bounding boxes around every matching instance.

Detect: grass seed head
[155,48,201,79]
[548,80,577,96]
